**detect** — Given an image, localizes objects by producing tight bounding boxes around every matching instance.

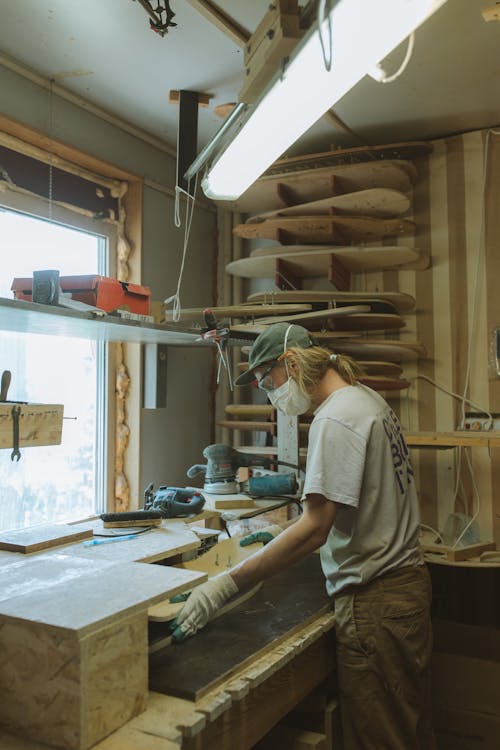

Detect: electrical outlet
[460,416,500,431]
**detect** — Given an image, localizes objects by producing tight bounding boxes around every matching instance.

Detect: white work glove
[170,572,239,642]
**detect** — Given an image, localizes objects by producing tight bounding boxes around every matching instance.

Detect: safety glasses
[255,362,278,392]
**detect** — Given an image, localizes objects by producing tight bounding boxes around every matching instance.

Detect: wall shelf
[0,297,204,346]
[405,431,500,449]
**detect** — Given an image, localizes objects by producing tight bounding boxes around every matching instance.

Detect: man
[172,322,435,750]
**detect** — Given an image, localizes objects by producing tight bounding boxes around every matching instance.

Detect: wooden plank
[149,554,330,700]
[233,216,415,243]
[232,161,418,213]
[227,246,427,279]
[148,537,262,623]
[246,187,411,222]
[235,361,404,378]
[42,519,202,564]
[267,142,431,173]
[237,304,370,325]
[247,289,416,313]
[406,431,500,448]
[0,560,207,635]
[0,523,92,552]
[422,541,496,562]
[184,0,249,47]
[163,303,312,322]
[0,403,63,448]
[327,339,427,361]
[225,404,274,417]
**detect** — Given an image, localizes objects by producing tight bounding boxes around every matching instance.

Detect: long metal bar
[183,102,247,182]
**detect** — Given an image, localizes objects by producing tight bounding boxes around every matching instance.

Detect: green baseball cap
[234,322,313,386]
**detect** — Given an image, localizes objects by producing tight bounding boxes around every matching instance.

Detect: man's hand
[170,572,239,642]
[239,524,283,547]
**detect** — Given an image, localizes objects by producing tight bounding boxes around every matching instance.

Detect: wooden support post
[277,182,300,207]
[328,254,351,291]
[174,90,200,194]
[275,258,302,291]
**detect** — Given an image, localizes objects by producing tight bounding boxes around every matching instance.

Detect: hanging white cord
[370,33,415,84]
[408,374,493,424]
[165,171,199,322]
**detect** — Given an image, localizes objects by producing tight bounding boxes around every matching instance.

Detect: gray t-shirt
[303,383,423,597]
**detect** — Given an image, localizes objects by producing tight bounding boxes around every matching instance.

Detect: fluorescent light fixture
[202,0,448,201]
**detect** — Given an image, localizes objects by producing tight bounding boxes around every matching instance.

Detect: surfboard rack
[275,254,351,291]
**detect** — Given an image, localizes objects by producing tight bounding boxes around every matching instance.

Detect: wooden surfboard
[246,188,411,223]
[233,216,415,244]
[232,160,418,214]
[163,303,312,323]
[327,339,427,361]
[226,246,428,279]
[247,289,416,314]
[245,304,370,325]
[230,313,404,337]
[234,360,404,378]
[266,142,431,174]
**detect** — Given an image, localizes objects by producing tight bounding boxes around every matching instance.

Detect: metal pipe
[183,102,247,182]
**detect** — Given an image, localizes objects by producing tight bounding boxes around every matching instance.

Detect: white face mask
[268,376,311,416]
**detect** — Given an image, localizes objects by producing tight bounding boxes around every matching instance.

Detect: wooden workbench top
[0,558,206,636]
[36,518,202,564]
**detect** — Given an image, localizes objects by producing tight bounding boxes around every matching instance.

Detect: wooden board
[267,141,431,173]
[162,303,312,323]
[233,216,415,244]
[148,553,330,700]
[226,246,427,279]
[0,403,64,449]
[231,312,405,336]
[233,160,418,214]
[0,523,93,553]
[329,339,427,361]
[246,187,411,223]
[239,304,370,325]
[148,537,263,624]
[225,404,275,417]
[247,289,416,313]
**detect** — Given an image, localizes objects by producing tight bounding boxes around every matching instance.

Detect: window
[0,199,113,531]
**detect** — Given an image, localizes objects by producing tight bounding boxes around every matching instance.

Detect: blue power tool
[143,483,206,518]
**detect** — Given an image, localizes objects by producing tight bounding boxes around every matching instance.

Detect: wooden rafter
[184,0,250,47]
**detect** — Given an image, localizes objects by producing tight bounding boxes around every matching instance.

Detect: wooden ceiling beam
[184,0,250,47]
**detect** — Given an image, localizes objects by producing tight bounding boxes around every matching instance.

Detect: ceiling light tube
[202,0,448,201]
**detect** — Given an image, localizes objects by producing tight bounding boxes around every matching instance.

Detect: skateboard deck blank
[233,215,415,244]
[247,290,416,314]
[246,188,411,223]
[233,160,417,214]
[226,246,428,278]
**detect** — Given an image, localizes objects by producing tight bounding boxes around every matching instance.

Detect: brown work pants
[334,565,436,750]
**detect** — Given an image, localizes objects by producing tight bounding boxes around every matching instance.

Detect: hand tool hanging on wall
[200,309,233,390]
[0,370,11,401]
[11,405,21,462]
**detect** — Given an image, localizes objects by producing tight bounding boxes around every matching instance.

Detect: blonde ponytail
[286,345,365,391]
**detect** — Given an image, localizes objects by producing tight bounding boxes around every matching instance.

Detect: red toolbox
[12,275,151,314]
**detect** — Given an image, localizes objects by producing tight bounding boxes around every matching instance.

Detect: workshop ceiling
[0,0,499,159]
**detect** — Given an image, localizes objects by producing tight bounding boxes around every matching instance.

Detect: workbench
[0,519,336,750]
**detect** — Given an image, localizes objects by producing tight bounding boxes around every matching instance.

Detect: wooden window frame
[0,114,143,512]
